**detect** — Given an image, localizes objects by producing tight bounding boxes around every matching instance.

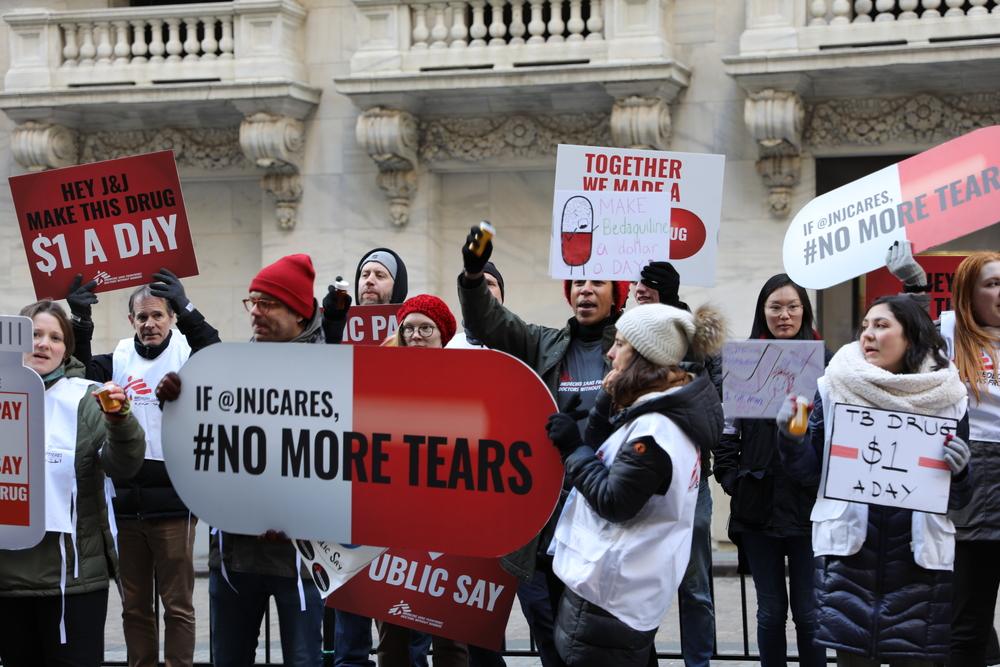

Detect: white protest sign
[823,403,956,514]
[294,539,386,597]
[549,144,725,286]
[0,316,46,550]
[722,340,824,419]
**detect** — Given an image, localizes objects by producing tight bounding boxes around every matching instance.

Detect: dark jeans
[0,587,108,667]
[740,532,826,667]
[521,560,567,667]
[678,477,715,667]
[332,610,375,667]
[952,540,1000,666]
[209,568,324,667]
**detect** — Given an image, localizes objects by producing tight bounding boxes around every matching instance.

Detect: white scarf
[825,341,967,413]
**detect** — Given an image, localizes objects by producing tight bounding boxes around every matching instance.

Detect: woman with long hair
[0,300,144,667]
[544,303,725,666]
[713,273,829,667]
[778,295,972,666]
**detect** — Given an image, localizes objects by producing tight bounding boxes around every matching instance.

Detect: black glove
[462,225,493,275]
[322,281,352,322]
[66,274,98,320]
[546,412,582,459]
[640,261,681,307]
[150,268,190,313]
[156,371,182,403]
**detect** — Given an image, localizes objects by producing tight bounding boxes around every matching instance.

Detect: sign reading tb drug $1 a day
[9,150,198,299]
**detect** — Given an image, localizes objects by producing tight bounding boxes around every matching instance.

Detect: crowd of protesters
[0,229,997,667]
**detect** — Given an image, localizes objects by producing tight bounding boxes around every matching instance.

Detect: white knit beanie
[615,303,696,367]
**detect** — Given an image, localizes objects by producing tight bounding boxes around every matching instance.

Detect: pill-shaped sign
[161,343,562,557]
[783,125,1000,289]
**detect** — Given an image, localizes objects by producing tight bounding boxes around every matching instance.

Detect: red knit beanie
[562,280,630,316]
[250,254,316,320]
[396,294,457,346]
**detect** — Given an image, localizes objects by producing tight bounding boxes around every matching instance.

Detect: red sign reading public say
[325,550,518,651]
[340,304,399,345]
[9,150,198,300]
[863,254,967,320]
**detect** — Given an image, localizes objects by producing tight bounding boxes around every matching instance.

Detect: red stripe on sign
[830,445,859,459]
[918,456,950,470]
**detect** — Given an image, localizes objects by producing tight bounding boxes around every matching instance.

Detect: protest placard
[324,549,517,651]
[783,125,1000,289]
[0,316,46,550]
[162,344,562,557]
[9,151,198,300]
[339,304,399,345]
[862,253,967,321]
[823,402,956,514]
[549,144,725,286]
[722,340,825,419]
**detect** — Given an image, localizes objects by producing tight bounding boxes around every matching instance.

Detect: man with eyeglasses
[66,269,219,667]
[158,253,327,667]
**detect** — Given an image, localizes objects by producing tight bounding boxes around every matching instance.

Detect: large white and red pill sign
[162,343,562,557]
[339,304,399,345]
[784,125,1000,289]
[549,144,725,286]
[0,316,46,550]
[9,150,198,300]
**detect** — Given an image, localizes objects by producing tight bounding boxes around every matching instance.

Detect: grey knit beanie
[616,303,696,367]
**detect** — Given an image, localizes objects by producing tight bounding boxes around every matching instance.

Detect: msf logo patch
[388,601,412,617]
[123,376,153,398]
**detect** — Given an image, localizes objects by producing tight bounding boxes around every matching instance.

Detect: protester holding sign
[0,300,145,667]
[544,302,724,665]
[372,294,469,667]
[713,273,829,667]
[889,246,1000,666]
[68,269,219,667]
[458,227,629,667]
[777,295,973,666]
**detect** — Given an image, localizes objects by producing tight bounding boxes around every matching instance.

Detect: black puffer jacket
[951,438,1000,541]
[780,394,973,662]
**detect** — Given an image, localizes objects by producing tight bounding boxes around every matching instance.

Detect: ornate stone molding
[418,113,610,163]
[806,92,1000,147]
[609,96,671,150]
[11,122,79,171]
[239,113,306,230]
[80,127,248,169]
[745,89,804,218]
[357,107,419,227]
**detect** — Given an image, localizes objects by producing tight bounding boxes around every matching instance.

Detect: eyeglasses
[766,303,803,316]
[243,297,282,313]
[400,323,438,339]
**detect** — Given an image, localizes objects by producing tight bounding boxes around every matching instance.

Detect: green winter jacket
[0,357,145,597]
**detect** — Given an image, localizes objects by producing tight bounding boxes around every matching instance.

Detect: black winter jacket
[73,307,220,520]
[780,393,973,662]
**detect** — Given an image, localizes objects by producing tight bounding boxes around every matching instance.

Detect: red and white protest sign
[0,316,46,550]
[325,550,517,651]
[340,304,399,345]
[863,253,967,321]
[9,151,198,300]
[784,125,1000,289]
[162,344,562,556]
[549,144,725,286]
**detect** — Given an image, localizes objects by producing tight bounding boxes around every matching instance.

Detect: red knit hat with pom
[250,254,316,320]
[563,280,630,316]
[396,294,457,346]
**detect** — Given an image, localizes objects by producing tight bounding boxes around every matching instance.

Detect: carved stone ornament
[609,96,671,150]
[239,113,306,230]
[357,107,419,227]
[79,127,249,169]
[806,92,1000,147]
[745,90,804,219]
[11,122,79,171]
[419,113,610,163]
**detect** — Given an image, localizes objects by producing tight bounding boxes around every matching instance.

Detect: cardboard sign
[0,316,46,550]
[722,340,825,419]
[862,253,967,321]
[295,539,386,597]
[325,549,517,651]
[10,151,198,299]
[161,344,562,556]
[549,144,725,286]
[823,402,956,514]
[783,125,1000,289]
[340,304,399,345]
